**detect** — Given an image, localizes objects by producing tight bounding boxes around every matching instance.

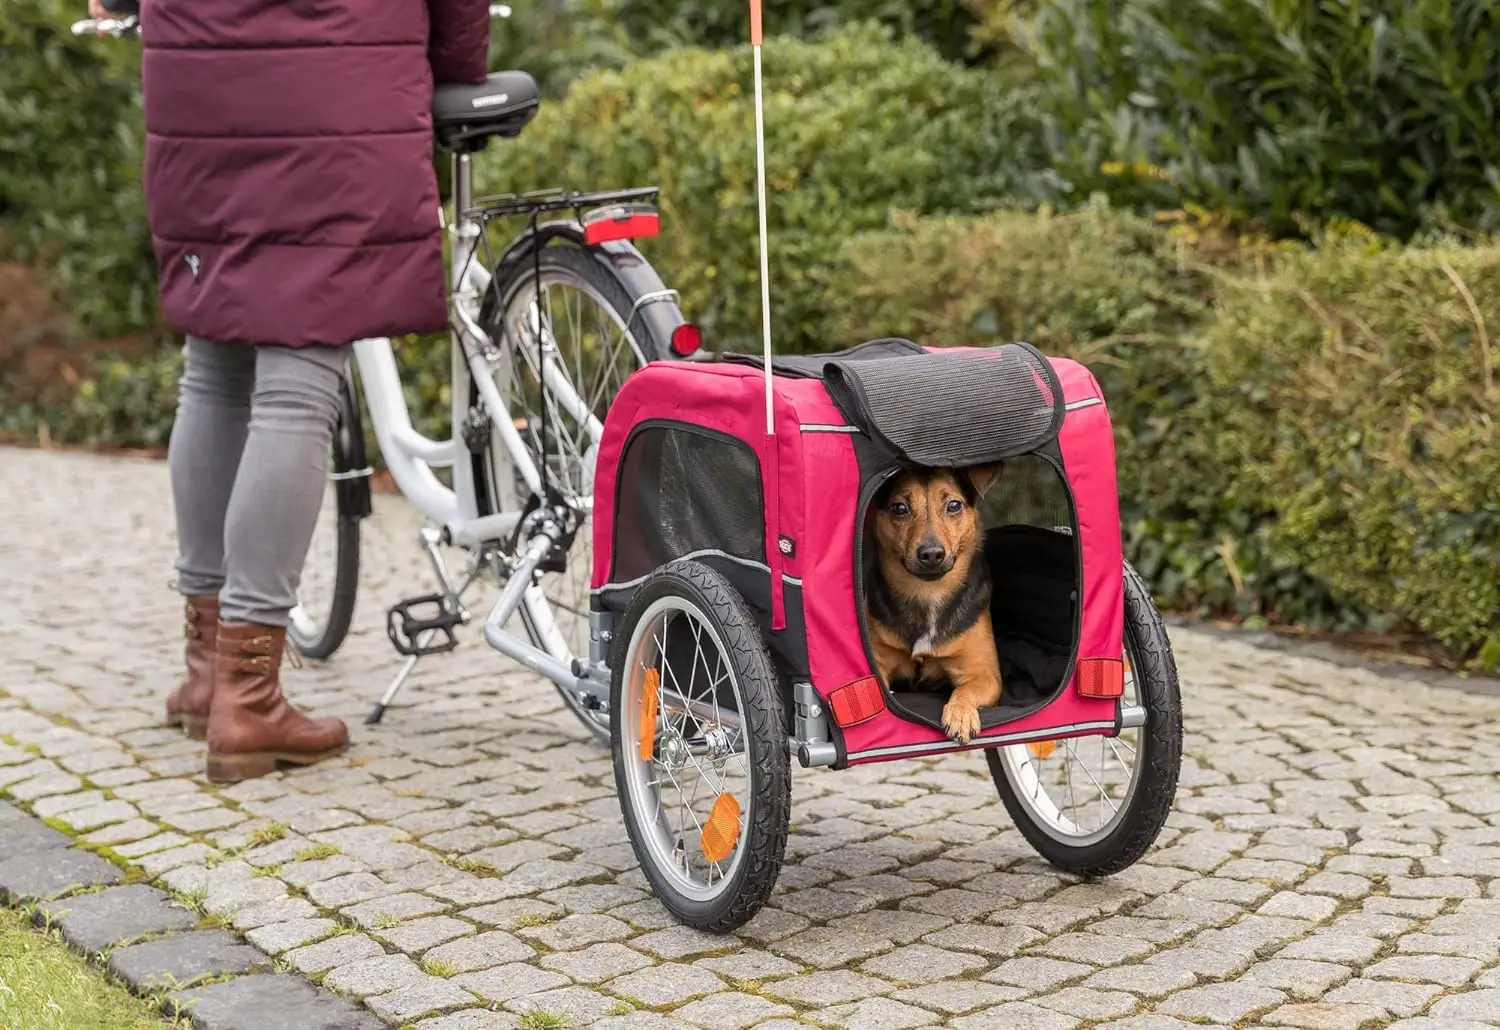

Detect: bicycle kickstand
[366,527,478,725]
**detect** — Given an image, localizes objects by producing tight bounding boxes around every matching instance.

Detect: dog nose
[917,543,947,568]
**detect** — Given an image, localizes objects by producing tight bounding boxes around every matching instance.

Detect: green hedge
[0,0,155,337]
[581,0,988,65]
[5,2,1497,664]
[1206,237,1500,663]
[491,24,1051,354]
[1026,0,1500,239]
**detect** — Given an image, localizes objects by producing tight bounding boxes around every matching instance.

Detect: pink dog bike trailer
[590,338,1125,767]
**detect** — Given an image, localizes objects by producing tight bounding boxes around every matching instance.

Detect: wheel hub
[658,730,691,772]
[700,726,734,767]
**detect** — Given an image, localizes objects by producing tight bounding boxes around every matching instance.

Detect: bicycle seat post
[450,152,481,298]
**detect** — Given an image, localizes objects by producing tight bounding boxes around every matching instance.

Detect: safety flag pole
[750,0,775,436]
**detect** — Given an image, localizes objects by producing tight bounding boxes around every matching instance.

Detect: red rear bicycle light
[582,204,661,246]
[670,323,702,357]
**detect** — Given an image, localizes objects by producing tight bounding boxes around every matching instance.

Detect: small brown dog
[865,464,1003,744]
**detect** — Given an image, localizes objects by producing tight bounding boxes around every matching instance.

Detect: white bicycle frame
[349,150,612,703]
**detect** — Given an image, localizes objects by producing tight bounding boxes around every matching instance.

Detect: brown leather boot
[164,595,219,740]
[205,621,349,784]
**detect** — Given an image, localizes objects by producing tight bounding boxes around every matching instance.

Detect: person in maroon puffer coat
[91,0,491,782]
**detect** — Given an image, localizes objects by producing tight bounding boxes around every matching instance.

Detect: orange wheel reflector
[1028,740,1058,760]
[700,793,741,864]
[639,667,660,762]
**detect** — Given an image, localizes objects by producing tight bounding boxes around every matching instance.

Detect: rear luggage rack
[464,187,661,227]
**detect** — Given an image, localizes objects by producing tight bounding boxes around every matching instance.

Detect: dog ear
[964,462,1003,498]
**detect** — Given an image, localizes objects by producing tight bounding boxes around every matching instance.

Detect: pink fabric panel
[1052,360,1124,665]
[796,429,873,698]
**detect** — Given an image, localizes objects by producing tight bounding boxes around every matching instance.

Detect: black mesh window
[610,424,765,586]
[979,454,1074,535]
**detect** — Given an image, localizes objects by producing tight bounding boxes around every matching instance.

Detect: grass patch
[0,906,186,1029]
[293,843,339,862]
[250,865,282,879]
[446,857,498,878]
[512,912,558,929]
[71,841,133,871]
[517,1012,571,1030]
[419,959,458,978]
[245,822,288,848]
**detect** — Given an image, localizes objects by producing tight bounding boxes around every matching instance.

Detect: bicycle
[73,7,698,743]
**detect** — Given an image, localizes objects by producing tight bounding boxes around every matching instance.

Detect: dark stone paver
[39,883,197,954]
[0,814,71,861]
[168,973,386,1029]
[109,929,272,990]
[0,847,122,902]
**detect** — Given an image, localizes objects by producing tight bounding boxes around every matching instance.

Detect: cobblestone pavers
[3,446,1500,1029]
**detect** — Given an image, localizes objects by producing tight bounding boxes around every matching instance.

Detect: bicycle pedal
[386,594,463,657]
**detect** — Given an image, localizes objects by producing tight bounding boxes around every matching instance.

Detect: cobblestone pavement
[4,445,1500,1030]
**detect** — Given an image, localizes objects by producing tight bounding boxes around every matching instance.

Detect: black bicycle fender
[492,219,688,357]
[334,373,374,520]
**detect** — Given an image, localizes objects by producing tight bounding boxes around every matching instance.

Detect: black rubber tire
[475,242,680,743]
[610,559,790,933]
[987,559,1183,876]
[288,386,363,661]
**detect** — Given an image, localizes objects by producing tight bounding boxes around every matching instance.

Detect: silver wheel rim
[620,594,753,902]
[996,635,1147,846]
[494,268,647,671]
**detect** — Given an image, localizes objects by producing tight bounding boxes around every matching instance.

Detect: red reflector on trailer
[829,677,885,727]
[1076,657,1125,699]
[582,204,661,246]
[670,324,702,357]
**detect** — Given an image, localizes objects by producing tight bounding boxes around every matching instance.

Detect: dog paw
[941,702,982,745]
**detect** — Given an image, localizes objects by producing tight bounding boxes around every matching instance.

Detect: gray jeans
[169,336,348,627]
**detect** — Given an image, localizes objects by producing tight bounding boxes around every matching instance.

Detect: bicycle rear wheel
[476,240,684,743]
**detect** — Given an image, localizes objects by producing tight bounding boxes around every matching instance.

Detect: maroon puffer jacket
[140,0,490,347]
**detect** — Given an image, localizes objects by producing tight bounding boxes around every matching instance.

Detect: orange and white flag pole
[750,0,775,436]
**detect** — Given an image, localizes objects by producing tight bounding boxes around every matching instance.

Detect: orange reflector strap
[1076,657,1125,699]
[700,793,741,863]
[639,667,660,762]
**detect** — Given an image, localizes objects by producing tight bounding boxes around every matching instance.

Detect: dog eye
[945,499,964,515]
[889,501,910,517]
